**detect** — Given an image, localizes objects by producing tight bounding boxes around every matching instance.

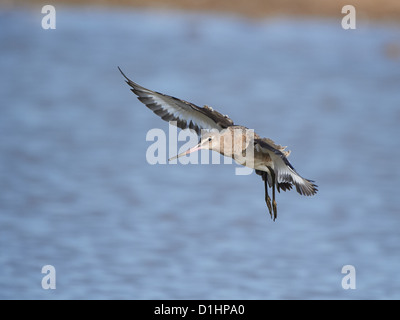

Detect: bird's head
[168,130,221,161]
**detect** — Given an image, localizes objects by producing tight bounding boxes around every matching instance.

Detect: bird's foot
[265,196,273,219]
[272,200,277,221]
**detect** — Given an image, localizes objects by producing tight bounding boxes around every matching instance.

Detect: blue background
[1,7,400,299]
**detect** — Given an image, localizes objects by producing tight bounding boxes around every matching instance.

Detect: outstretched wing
[119,67,234,135]
[255,138,318,196]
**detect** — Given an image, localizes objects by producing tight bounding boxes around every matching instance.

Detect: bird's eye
[208,137,212,142]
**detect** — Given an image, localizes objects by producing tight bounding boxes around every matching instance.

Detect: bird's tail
[276,166,318,196]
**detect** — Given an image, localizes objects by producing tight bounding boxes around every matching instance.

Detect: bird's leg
[268,167,278,221]
[263,173,273,219]
[272,180,277,221]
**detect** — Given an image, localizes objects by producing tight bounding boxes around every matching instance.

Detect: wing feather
[119,67,234,135]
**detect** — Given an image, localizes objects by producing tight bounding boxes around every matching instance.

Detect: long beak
[168,142,203,162]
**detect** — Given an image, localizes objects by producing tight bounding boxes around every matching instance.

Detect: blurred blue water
[1,7,400,299]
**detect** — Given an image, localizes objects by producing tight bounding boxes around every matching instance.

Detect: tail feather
[277,182,293,193]
[278,170,318,196]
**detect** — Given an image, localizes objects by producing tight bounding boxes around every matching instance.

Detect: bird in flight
[119,67,317,220]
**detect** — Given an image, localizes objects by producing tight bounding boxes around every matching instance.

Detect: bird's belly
[231,151,272,172]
